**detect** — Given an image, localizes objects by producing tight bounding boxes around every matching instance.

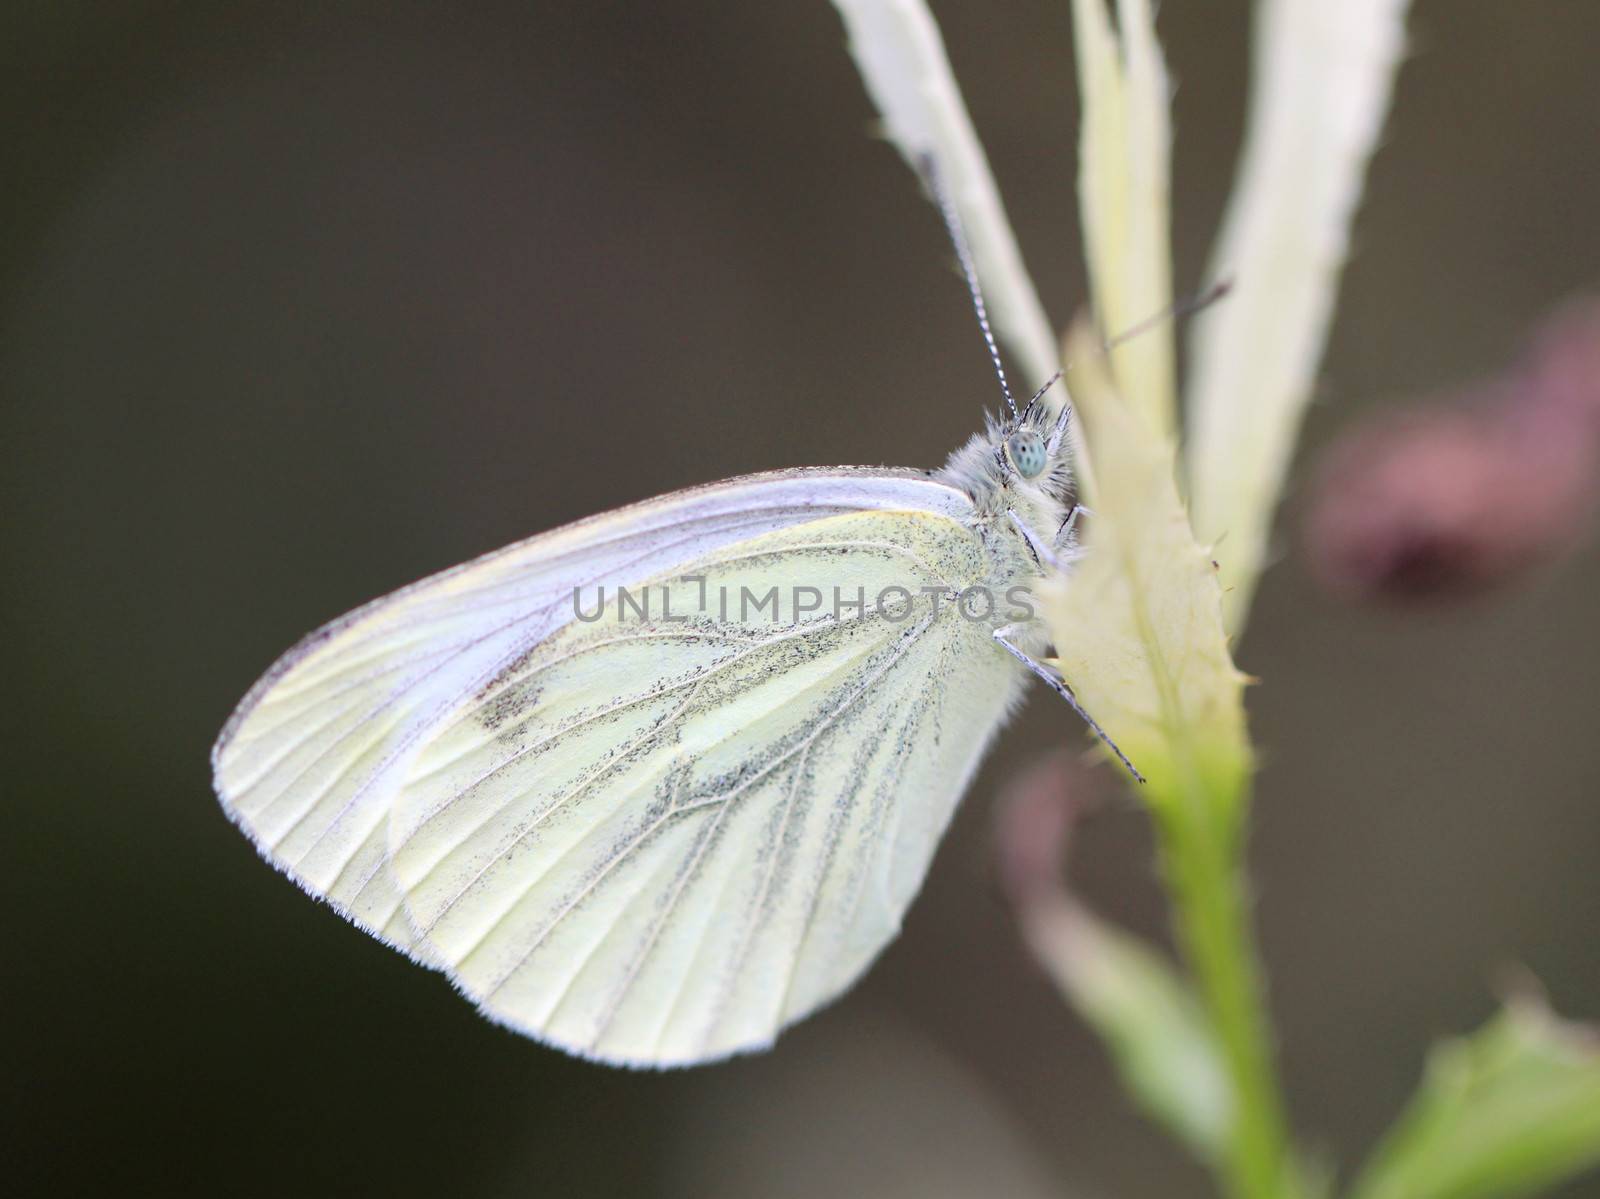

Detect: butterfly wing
[214,469,1023,1062]
[212,469,967,962]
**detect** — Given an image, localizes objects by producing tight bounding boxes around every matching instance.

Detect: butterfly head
[938,374,1074,520]
[999,371,1072,486]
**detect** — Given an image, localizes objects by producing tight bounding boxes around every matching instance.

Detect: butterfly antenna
[1021,371,1062,421]
[1102,278,1234,352]
[918,153,1016,420]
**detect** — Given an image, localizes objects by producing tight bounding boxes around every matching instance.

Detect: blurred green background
[4,2,1598,1196]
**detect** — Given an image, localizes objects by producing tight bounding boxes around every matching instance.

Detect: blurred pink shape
[1304,298,1600,602]
[994,750,1102,919]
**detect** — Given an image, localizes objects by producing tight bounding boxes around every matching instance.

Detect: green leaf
[1043,326,1297,1199]
[1032,900,1233,1161]
[997,754,1231,1164]
[1349,998,1600,1199]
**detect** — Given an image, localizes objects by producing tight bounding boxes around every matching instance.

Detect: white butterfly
[212,164,1135,1067]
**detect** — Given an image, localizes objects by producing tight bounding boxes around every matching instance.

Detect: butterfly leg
[1056,503,1093,548]
[1007,508,1062,572]
[992,624,1146,783]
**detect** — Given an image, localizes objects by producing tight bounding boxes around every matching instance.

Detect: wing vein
[475,615,935,1002]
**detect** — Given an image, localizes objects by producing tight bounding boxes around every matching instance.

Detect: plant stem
[1157,786,1295,1199]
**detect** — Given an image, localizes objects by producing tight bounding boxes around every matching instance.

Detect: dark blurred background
[4,2,1598,1196]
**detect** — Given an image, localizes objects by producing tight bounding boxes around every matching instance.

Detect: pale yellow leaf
[1185,0,1409,633]
[1072,0,1175,437]
[1044,320,1249,801]
[831,0,1059,387]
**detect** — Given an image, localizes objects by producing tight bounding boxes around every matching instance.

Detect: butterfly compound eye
[1007,431,1047,479]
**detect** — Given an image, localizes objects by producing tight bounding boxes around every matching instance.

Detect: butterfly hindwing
[387,509,1021,1063]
